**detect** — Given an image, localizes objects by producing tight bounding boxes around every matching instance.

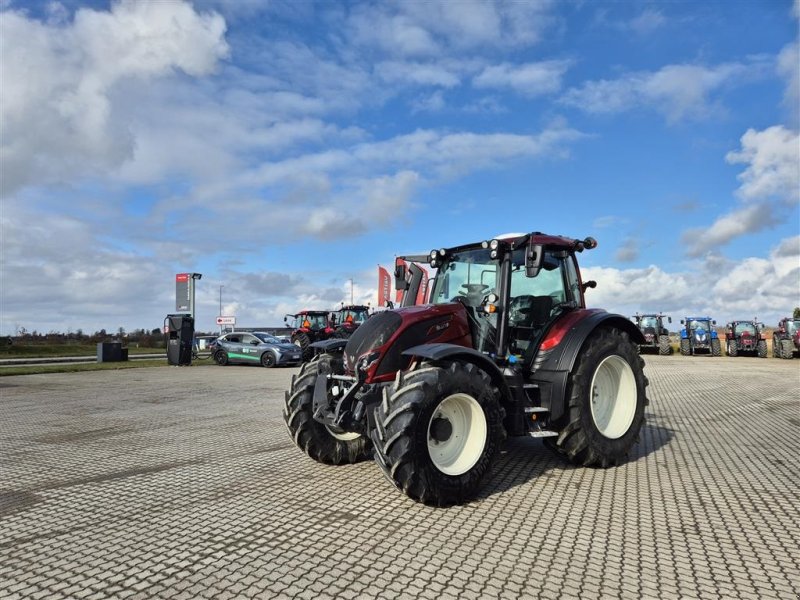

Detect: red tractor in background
[283,231,649,506]
[724,319,767,358]
[773,317,800,359]
[331,305,371,339]
[284,310,334,362]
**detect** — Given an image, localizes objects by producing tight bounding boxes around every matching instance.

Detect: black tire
[780,339,795,359]
[658,335,671,356]
[283,355,371,464]
[680,338,691,356]
[727,340,738,357]
[261,351,276,368]
[757,340,767,358]
[292,332,312,361]
[711,338,721,357]
[214,350,228,366]
[371,361,506,506]
[772,337,779,358]
[545,327,647,468]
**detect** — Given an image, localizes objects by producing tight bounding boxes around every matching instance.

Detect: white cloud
[777,40,799,114]
[560,61,764,122]
[473,60,571,97]
[0,0,229,196]
[682,203,779,257]
[376,61,461,88]
[726,126,800,203]
[582,236,800,326]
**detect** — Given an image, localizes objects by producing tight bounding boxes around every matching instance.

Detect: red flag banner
[377,266,391,307]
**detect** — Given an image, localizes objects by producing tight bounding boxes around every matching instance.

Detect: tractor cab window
[786,320,800,335]
[735,322,756,336]
[688,320,709,331]
[295,314,327,329]
[508,249,570,357]
[341,309,368,324]
[640,316,659,330]
[430,247,499,353]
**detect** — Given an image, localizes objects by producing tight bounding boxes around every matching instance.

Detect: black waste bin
[97,341,123,363]
[166,314,194,366]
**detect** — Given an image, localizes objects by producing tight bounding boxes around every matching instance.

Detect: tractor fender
[401,343,513,401]
[310,338,347,353]
[532,311,645,422]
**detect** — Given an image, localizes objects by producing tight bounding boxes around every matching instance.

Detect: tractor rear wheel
[371,361,506,506]
[283,355,371,464]
[546,327,647,468]
[293,332,313,361]
[727,341,738,357]
[711,339,721,357]
[658,335,671,355]
[757,340,767,358]
[680,338,691,356]
[780,339,795,359]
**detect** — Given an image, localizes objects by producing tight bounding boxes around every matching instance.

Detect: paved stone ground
[1,356,798,600]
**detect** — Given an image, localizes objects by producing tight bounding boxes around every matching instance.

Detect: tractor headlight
[489,239,499,250]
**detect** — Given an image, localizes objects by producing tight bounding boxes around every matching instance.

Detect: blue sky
[1,0,798,335]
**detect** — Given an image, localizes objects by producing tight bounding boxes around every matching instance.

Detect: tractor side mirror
[582,280,597,292]
[385,300,394,309]
[680,320,685,325]
[330,314,337,325]
[712,320,717,326]
[394,263,409,291]
[668,317,672,323]
[525,242,544,277]
[283,316,288,323]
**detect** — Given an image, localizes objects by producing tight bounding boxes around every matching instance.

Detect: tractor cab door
[507,249,579,361]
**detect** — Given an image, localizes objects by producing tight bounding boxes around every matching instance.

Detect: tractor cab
[331,305,371,339]
[725,320,766,357]
[680,317,720,356]
[284,310,334,361]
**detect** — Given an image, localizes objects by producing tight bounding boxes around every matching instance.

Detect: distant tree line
[4,326,215,347]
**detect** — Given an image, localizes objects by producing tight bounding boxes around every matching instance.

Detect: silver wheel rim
[325,426,360,441]
[590,355,637,439]
[427,393,487,476]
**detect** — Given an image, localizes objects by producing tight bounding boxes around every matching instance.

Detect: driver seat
[508,295,553,355]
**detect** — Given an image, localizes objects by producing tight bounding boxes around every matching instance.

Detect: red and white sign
[216,316,236,326]
[377,266,392,306]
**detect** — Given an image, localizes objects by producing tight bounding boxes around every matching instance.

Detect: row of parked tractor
[632,313,800,359]
[283,305,372,361]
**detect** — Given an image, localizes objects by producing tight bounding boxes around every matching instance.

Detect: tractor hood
[343,303,471,382]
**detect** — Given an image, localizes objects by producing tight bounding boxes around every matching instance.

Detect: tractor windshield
[429,248,499,306]
[787,320,800,335]
[640,316,659,329]
[735,322,756,336]
[293,314,327,329]
[340,309,368,324]
[689,320,710,331]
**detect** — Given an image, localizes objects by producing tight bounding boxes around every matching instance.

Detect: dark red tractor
[331,305,371,339]
[725,319,767,358]
[283,232,648,505]
[773,317,800,359]
[284,310,334,362]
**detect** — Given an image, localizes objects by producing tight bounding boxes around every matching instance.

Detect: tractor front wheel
[727,341,738,357]
[371,361,506,506]
[711,339,721,357]
[546,327,647,467]
[680,338,691,356]
[772,337,779,358]
[283,355,371,464]
[658,335,672,355]
[293,332,313,362]
[780,339,795,359]
[757,340,767,358]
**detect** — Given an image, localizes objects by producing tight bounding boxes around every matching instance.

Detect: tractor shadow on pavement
[478,419,675,501]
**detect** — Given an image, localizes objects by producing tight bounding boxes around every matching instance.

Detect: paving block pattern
[1,356,798,599]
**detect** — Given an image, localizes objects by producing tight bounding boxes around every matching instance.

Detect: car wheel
[261,352,276,368]
[215,351,228,366]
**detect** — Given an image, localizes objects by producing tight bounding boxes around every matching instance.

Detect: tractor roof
[338,305,370,311]
[439,231,594,256]
[685,316,714,321]
[293,310,329,316]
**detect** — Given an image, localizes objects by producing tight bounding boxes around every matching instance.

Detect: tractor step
[524,407,549,414]
[527,430,558,438]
